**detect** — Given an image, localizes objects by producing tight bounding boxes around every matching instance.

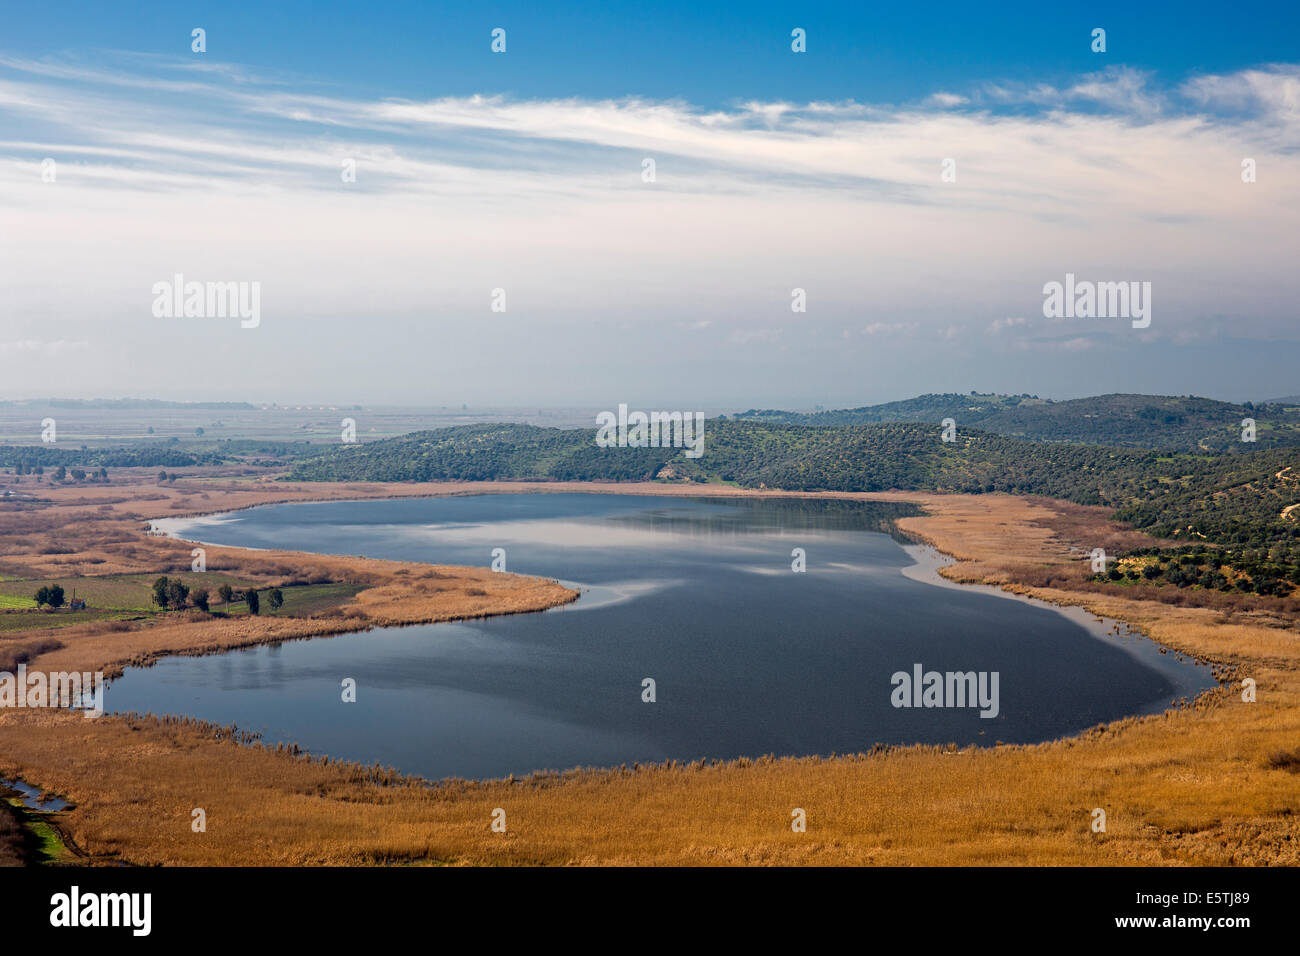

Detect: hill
[289,418,1300,573]
[736,393,1300,451]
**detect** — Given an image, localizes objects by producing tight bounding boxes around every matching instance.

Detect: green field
[0,608,139,633]
[0,575,364,632]
[1,797,72,864]
[0,572,252,612]
[196,581,365,617]
[268,582,366,616]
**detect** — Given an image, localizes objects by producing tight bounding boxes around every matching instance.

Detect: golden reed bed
[1,473,1297,865]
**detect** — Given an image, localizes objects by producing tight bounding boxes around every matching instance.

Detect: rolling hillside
[737,393,1300,451]
[289,418,1300,573]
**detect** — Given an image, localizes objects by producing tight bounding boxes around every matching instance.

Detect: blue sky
[9,1,1299,105]
[2,2,1299,407]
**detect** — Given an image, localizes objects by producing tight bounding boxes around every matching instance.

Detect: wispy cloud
[924,92,969,109]
[0,52,1296,401]
[1181,64,1300,120]
[987,317,1027,334]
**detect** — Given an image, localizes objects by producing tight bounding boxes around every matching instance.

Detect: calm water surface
[105,493,1214,780]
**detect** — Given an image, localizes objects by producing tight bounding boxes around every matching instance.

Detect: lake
[106,492,1215,780]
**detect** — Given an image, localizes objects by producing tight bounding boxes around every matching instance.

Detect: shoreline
[1,476,1296,865]
[142,491,1220,763]
[899,542,1217,714]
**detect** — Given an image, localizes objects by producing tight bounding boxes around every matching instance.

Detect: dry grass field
[1,472,1297,866]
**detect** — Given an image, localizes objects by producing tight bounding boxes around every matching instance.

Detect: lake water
[107,493,1215,780]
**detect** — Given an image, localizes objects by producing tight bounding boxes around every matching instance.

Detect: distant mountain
[736,393,1300,451]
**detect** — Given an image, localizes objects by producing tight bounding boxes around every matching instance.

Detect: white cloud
[0,54,1296,400]
[987,317,1026,334]
[924,92,969,108]
[860,321,920,337]
[981,67,1165,115]
[1181,64,1300,119]
[729,328,784,346]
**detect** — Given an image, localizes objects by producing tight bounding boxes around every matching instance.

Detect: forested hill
[737,393,1300,451]
[289,419,1300,567]
[287,418,1292,505]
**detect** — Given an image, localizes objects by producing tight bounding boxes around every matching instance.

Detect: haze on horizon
[3,389,1297,418]
[2,1,1298,409]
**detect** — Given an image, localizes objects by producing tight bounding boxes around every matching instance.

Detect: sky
[2,1,1298,409]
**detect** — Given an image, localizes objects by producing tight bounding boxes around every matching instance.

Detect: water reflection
[117,493,1214,782]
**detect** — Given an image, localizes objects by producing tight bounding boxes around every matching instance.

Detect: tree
[190,587,209,612]
[166,580,190,609]
[217,583,234,612]
[1257,577,1285,597]
[268,588,284,612]
[34,585,50,607]
[245,588,260,615]
[157,470,168,483]
[194,427,205,437]
[54,465,66,481]
[47,585,65,608]
[152,576,170,608]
